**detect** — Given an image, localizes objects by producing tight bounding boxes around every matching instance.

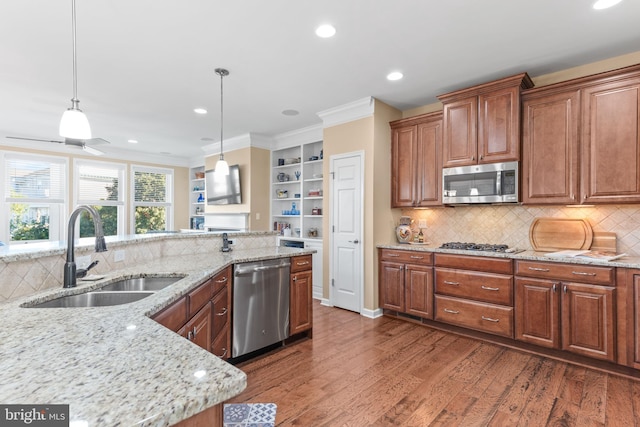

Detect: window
[131,165,173,234]
[1,152,67,244]
[74,160,126,237]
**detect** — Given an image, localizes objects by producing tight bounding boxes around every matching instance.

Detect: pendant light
[59,0,91,140]
[214,68,230,176]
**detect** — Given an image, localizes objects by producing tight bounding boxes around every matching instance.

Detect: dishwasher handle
[234,261,291,276]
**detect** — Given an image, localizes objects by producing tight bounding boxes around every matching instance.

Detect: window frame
[130,164,174,234]
[0,151,68,244]
[73,158,126,237]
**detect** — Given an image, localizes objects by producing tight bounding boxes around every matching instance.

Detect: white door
[330,151,363,313]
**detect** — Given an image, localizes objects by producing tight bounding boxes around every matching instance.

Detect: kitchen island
[0,233,314,426]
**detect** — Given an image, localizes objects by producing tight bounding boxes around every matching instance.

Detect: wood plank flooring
[229,301,640,426]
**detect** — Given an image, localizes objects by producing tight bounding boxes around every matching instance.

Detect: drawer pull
[296,261,310,266]
[443,308,460,314]
[481,286,499,291]
[482,316,500,323]
[387,254,400,257]
[218,348,228,358]
[216,307,228,316]
[410,255,424,259]
[444,281,460,286]
[572,271,597,277]
[215,276,228,283]
[528,267,550,272]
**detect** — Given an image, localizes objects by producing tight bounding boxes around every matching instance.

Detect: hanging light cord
[71,0,80,109]
[219,69,224,161]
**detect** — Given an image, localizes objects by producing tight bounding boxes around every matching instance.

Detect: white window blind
[77,162,124,204]
[4,155,66,203]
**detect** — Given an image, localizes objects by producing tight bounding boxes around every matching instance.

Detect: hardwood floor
[229,301,640,426]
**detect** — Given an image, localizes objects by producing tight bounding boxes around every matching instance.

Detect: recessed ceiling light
[194,108,207,114]
[315,24,336,38]
[593,0,622,9]
[282,109,300,116]
[127,139,138,144]
[387,71,404,81]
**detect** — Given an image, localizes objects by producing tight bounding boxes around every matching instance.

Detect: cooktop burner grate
[439,242,509,252]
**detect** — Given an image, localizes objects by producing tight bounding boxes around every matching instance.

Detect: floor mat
[223,403,277,427]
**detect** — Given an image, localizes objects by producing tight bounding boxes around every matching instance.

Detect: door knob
[349,239,359,244]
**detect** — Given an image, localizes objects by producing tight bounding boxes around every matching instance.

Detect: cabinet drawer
[435,268,513,306]
[515,260,614,285]
[211,286,229,339]
[212,329,229,359]
[211,266,231,294]
[188,279,213,316]
[435,253,512,274]
[153,297,187,332]
[380,249,433,265]
[435,295,514,338]
[291,255,313,273]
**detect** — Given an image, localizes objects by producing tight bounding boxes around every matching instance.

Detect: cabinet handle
[481,316,499,323]
[572,271,597,277]
[215,276,228,283]
[481,285,499,291]
[443,308,460,314]
[472,156,475,161]
[479,155,483,160]
[187,331,193,341]
[219,348,228,358]
[296,261,310,266]
[444,280,459,286]
[293,276,297,282]
[410,255,423,259]
[528,267,550,272]
[563,285,567,294]
[552,283,557,292]
[216,307,228,316]
[192,326,197,338]
[388,254,400,257]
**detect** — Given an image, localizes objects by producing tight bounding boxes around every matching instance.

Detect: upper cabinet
[522,64,640,205]
[390,112,442,207]
[439,73,534,168]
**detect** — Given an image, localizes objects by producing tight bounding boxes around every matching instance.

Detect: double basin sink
[24,276,184,308]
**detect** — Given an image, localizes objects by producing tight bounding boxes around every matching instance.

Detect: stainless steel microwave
[442,161,519,204]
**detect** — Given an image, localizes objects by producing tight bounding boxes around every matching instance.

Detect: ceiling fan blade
[86,137,110,145]
[6,136,64,144]
[64,137,110,146]
[82,145,104,156]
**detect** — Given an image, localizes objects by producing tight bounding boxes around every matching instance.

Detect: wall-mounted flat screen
[205,164,242,205]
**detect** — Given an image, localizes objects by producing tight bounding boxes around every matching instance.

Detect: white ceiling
[1,0,639,163]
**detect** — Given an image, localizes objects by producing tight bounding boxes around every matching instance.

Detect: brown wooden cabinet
[521,89,580,204]
[515,260,615,362]
[439,73,533,168]
[290,255,313,336]
[390,112,442,207]
[379,249,434,319]
[434,254,514,338]
[180,302,212,351]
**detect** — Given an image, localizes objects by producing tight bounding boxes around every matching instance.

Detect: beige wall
[0,144,189,233]
[204,146,271,231]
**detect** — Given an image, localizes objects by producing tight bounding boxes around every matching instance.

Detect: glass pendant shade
[215,157,230,176]
[59,107,92,139]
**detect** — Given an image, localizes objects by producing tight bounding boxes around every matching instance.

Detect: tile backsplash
[403,204,640,256]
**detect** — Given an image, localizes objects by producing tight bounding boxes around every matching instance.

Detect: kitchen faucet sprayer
[63,205,108,288]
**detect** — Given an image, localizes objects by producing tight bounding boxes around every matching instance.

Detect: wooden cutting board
[590,231,617,252]
[529,218,593,251]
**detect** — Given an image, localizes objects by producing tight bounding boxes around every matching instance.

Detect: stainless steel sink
[26,291,155,308]
[97,276,183,292]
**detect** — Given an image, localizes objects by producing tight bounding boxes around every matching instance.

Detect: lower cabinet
[290,255,313,335]
[179,302,212,351]
[515,261,616,362]
[379,249,434,319]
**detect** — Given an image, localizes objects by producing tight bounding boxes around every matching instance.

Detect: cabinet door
[522,90,580,204]
[290,270,312,335]
[211,286,229,343]
[391,125,418,207]
[515,277,560,349]
[182,302,212,352]
[405,264,433,319]
[443,96,477,168]
[581,77,640,203]
[561,283,615,362]
[212,328,229,359]
[478,86,520,164]
[379,261,405,312]
[415,120,442,206]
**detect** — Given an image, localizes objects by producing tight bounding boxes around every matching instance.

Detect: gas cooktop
[439,242,511,252]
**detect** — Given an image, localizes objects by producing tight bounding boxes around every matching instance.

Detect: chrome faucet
[63,205,108,288]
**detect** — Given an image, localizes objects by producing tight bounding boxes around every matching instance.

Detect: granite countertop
[0,245,314,426]
[377,243,640,269]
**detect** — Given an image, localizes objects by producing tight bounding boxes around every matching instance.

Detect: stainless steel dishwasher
[232,258,291,358]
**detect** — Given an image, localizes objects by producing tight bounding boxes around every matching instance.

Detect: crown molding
[200,132,274,158]
[271,123,323,150]
[317,96,375,128]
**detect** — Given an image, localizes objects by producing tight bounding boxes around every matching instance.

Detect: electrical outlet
[76,255,91,269]
[227,240,233,245]
[114,250,126,262]
[418,219,427,229]
[256,212,261,220]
